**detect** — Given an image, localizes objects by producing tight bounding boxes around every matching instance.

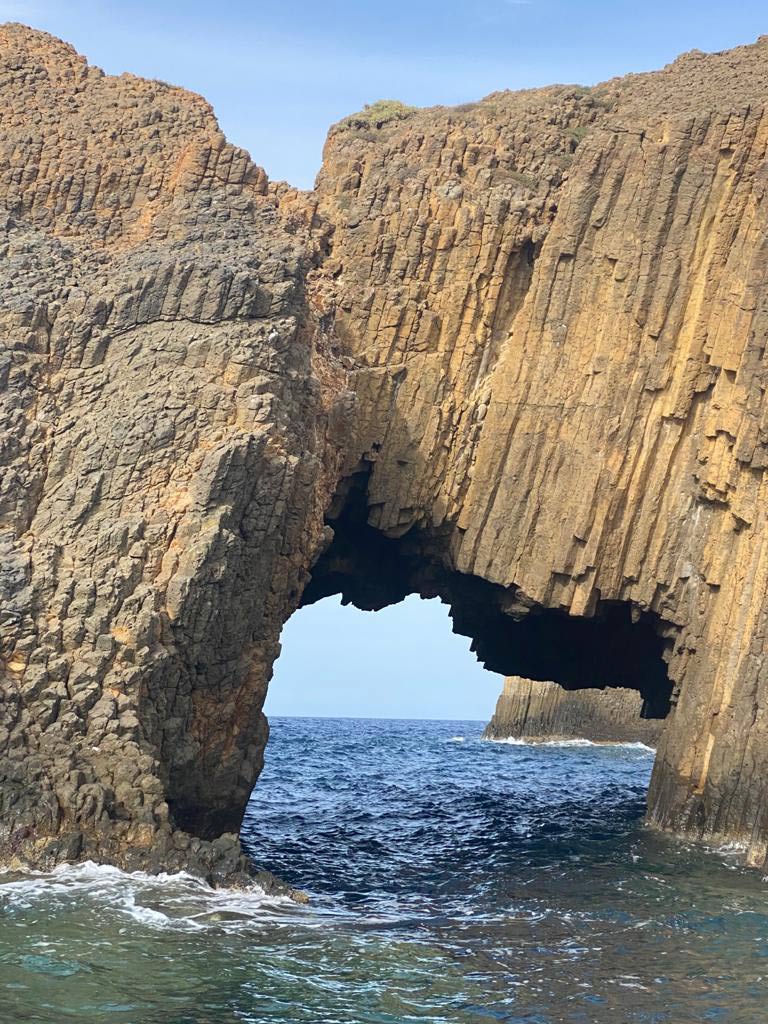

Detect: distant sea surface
[1,716,767,1023]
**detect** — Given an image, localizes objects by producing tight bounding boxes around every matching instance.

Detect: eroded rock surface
[2,25,768,878]
[483,678,663,745]
[0,25,350,884]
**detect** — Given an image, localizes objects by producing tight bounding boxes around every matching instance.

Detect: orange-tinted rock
[2,24,768,879]
[307,37,768,867]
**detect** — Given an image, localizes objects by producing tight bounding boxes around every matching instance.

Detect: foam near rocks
[0,861,299,933]
[484,736,656,754]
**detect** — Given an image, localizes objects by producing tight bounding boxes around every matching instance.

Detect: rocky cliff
[0,24,350,883]
[2,24,768,880]
[484,678,663,745]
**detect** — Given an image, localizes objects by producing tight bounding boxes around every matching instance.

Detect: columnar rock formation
[2,24,768,880]
[0,24,350,882]
[483,678,663,745]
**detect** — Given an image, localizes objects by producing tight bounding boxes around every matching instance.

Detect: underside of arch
[303,466,674,720]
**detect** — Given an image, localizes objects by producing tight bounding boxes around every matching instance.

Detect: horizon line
[267,713,488,723]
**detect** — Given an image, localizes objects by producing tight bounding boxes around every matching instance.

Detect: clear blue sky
[265,596,504,721]
[8,1,766,718]
[5,1,767,188]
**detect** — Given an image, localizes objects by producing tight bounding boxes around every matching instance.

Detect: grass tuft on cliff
[336,99,418,134]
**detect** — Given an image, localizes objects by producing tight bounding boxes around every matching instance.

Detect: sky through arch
[266,596,503,721]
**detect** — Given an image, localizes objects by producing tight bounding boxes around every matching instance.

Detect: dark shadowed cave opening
[300,465,673,721]
[232,463,674,857]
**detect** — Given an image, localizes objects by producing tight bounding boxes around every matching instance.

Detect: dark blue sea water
[1,717,767,1023]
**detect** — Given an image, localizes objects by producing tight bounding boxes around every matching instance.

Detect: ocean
[1,716,766,1023]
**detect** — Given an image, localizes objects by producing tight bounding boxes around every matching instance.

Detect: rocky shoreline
[483,678,664,746]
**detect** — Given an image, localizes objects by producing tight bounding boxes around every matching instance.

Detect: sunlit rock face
[2,23,768,880]
[483,678,664,746]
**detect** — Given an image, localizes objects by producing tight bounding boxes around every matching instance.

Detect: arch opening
[302,465,674,721]
[167,464,674,846]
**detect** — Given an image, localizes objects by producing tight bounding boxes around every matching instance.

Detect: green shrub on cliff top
[337,99,418,132]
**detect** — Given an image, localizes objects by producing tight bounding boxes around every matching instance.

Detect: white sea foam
[709,840,749,859]
[448,736,466,742]
[713,840,748,853]
[485,737,593,747]
[483,737,656,753]
[0,860,300,933]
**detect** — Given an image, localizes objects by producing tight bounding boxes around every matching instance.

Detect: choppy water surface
[2,718,768,1023]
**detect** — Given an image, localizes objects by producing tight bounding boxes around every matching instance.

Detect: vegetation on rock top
[336,99,418,133]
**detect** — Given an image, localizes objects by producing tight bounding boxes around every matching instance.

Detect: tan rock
[483,677,663,745]
[2,24,768,880]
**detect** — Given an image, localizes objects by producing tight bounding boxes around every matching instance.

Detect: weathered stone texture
[2,25,768,879]
[483,677,663,745]
[0,25,350,884]
[305,38,768,866]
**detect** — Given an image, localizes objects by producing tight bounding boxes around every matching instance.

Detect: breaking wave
[0,860,299,934]
[484,736,656,753]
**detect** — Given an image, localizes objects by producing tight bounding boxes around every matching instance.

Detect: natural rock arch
[2,25,768,882]
[170,467,675,841]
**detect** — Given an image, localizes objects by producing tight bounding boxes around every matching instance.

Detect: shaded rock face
[0,25,350,884]
[2,25,768,879]
[483,678,663,746]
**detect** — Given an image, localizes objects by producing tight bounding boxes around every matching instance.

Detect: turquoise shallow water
[1,717,767,1023]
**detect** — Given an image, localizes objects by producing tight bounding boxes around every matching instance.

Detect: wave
[0,860,301,934]
[448,736,466,742]
[484,736,656,753]
[708,839,749,858]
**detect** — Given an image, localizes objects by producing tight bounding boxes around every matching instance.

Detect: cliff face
[484,678,663,745]
[0,25,351,882]
[2,24,768,880]
[305,40,768,866]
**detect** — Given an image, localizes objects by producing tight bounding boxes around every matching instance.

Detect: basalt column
[3,24,768,878]
[0,25,351,881]
[483,678,664,745]
[306,40,768,865]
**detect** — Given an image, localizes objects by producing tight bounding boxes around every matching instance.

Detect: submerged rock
[483,678,663,746]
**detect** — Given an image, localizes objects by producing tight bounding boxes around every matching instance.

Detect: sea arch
[2,27,768,884]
